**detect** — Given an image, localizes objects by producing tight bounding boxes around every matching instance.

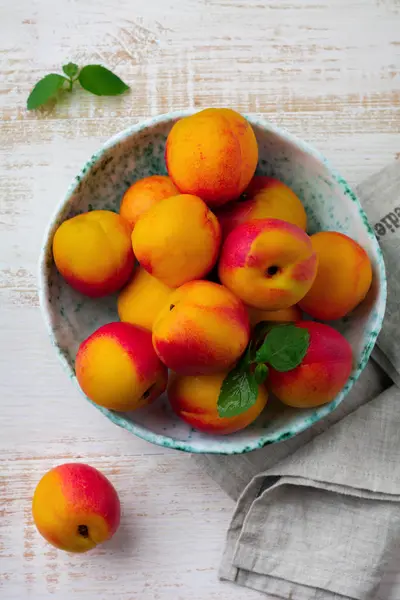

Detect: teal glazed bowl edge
[38,111,387,454]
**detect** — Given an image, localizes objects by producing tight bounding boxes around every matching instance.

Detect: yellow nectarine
[165,109,258,207]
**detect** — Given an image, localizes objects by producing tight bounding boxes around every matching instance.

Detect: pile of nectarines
[53,108,373,436]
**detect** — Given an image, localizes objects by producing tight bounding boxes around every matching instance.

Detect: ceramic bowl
[39,111,386,454]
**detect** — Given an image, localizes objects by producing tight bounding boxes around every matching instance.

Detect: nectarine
[118,267,173,332]
[75,322,168,411]
[168,372,267,435]
[268,321,353,408]
[299,231,373,321]
[217,176,307,238]
[153,280,250,375]
[119,175,178,230]
[247,304,302,328]
[132,194,221,288]
[32,463,120,553]
[219,218,318,310]
[165,109,258,207]
[53,210,134,298]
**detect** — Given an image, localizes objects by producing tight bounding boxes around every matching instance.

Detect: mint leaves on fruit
[256,324,309,371]
[218,367,258,419]
[217,324,310,418]
[27,63,130,110]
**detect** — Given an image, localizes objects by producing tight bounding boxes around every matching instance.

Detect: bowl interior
[39,113,386,454]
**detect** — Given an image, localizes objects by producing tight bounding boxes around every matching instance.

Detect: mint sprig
[27,63,130,110]
[62,62,79,80]
[256,324,309,371]
[217,324,310,418]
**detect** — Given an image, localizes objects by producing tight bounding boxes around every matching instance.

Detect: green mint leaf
[27,74,67,110]
[255,363,269,385]
[255,323,291,364]
[78,65,129,96]
[62,62,79,79]
[255,333,272,363]
[217,366,258,418]
[257,324,310,372]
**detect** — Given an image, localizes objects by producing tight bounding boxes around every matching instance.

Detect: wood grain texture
[0,0,399,598]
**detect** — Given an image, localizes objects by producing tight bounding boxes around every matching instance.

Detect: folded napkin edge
[232,542,379,600]
[259,472,400,501]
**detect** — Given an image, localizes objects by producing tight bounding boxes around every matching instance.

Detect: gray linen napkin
[194,161,400,600]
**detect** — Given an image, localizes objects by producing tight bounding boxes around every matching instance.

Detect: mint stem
[67,75,80,92]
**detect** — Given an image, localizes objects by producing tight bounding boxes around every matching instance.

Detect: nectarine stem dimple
[266,266,279,277]
[169,304,175,311]
[142,384,154,400]
[78,524,89,538]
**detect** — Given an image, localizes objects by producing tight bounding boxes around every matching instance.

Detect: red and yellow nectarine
[152,280,250,375]
[76,322,168,412]
[219,218,318,311]
[53,210,134,298]
[165,109,258,207]
[132,194,221,288]
[268,321,353,408]
[119,175,178,230]
[299,231,373,321]
[217,176,307,238]
[168,372,267,435]
[32,463,120,553]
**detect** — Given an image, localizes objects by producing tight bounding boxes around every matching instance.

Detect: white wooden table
[1,1,399,598]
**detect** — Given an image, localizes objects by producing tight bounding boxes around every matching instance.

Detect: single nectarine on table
[268,321,353,408]
[247,304,302,328]
[219,218,318,311]
[152,280,250,375]
[32,463,120,553]
[75,322,168,412]
[299,231,373,321]
[132,193,221,287]
[165,108,258,208]
[52,210,134,298]
[168,372,267,435]
[119,175,178,230]
[217,176,307,238]
[118,267,173,332]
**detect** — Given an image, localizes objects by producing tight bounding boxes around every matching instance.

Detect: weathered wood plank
[1,0,399,598]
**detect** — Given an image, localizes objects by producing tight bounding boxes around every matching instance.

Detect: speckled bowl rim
[38,110,387,454]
